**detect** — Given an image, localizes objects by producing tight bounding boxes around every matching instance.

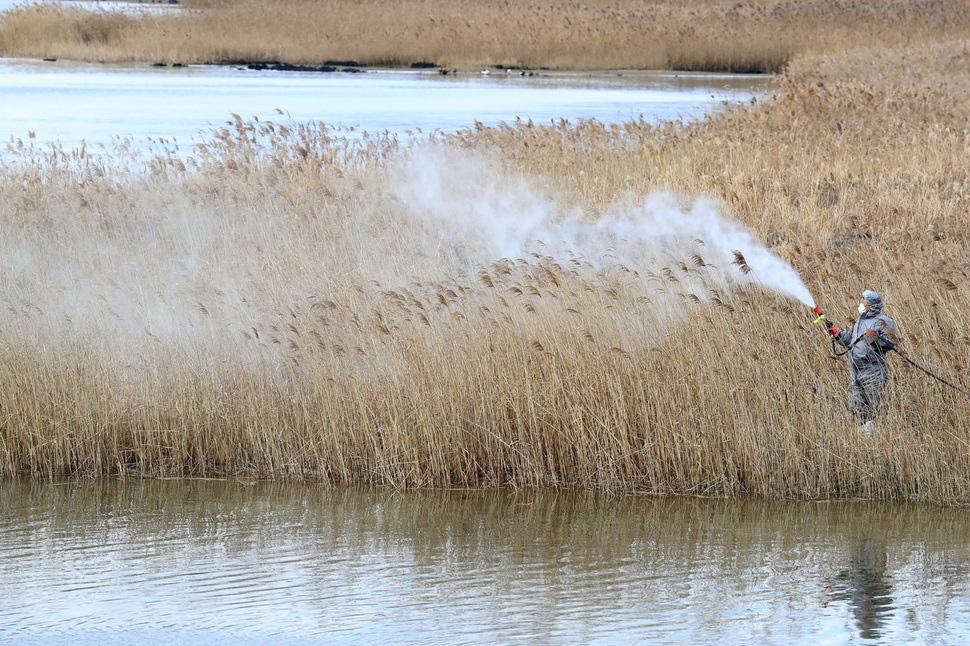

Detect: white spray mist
[593,192,817,308]
[392,146,557,263]
[395,147,815,308]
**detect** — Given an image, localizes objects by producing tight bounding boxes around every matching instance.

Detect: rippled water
[2,481,969,644]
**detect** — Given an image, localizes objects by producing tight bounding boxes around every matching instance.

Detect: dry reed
[3,10,970,505]
[0,0,968,71]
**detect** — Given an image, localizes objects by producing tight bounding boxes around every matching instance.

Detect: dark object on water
[411,61,437,69]
[247,62,338,73]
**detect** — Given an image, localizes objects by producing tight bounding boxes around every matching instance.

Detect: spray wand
[812,306,838,346]
[811,305,852,357]
[811,306,828,329]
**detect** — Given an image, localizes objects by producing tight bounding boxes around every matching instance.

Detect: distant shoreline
[14,55,776,82]
[4,0,968,73]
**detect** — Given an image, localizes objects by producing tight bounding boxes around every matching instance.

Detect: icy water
[0,0,769,151]
[0,0,180,14]
[2,481,970,645]
[0,57,770,153]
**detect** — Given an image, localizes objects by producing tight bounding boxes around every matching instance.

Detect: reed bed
[3,32,970,503]
[1,0,969,71]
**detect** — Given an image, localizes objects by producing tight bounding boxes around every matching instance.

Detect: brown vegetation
[2,4,970,504]
[0,0,968,71]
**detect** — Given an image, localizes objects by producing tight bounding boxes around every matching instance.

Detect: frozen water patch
[0,58,769,153]
[0,0,182,15]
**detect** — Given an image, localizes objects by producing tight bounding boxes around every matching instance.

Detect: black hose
[831,337,851,357]
[889,347,969,395]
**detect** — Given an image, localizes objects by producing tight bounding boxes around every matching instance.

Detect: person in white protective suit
[826,290,896,432]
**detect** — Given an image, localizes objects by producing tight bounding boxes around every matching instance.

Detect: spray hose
[890,347,969,394]
[811,306,969,395]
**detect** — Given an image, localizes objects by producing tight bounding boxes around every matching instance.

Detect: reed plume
[2,14,970,505]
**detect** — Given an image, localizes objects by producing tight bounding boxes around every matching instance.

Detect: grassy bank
[1,0,969,71]
[3,31,970,503]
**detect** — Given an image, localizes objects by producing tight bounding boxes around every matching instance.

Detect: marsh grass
[1,0,969,71]
[3,27,970,502]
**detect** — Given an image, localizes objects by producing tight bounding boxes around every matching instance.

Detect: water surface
[0,0,180,13]
[0,58,769,152]
[2,481,969,644]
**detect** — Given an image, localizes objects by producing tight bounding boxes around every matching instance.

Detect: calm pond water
[2,480,969,645]
[0,57,770,153]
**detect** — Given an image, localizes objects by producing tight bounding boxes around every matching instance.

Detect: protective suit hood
[862,290,883,314]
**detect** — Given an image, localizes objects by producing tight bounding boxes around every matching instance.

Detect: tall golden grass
[3,15,970,504]
[0,0,968,71]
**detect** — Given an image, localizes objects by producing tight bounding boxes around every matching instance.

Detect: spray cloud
[394,147,815,308]
[0,143,816,387]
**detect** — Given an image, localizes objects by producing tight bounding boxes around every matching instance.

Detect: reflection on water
[2,481,970,644]
[827,538,894,640]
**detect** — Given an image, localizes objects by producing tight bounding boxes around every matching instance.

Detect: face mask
[858,302,867,315]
